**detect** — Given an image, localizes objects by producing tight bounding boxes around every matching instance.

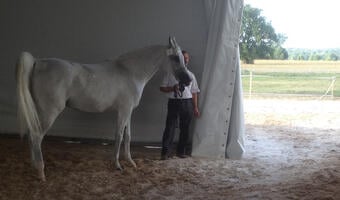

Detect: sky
[244,0,340,49]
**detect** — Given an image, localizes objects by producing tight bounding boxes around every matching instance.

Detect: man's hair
[182,50,188,55]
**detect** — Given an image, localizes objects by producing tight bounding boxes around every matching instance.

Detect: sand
[0,98,339,200]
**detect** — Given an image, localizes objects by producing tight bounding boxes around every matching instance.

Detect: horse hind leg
[123,119,136,168]
[29,106,64,181]
[28,133,46,181]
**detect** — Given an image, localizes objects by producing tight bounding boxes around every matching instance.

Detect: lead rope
[174,86,183,98]
[173,84,184,98]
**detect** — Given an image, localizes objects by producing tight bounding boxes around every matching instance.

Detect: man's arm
[192,93,200,117]
[160,85,179,93]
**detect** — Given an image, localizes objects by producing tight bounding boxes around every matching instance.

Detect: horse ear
[169,36,176,48]
[172,37,178,48]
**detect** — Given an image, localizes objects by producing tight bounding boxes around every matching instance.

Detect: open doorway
[240,0,340,198]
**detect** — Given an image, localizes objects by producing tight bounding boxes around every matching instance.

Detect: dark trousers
[161,98,193,156]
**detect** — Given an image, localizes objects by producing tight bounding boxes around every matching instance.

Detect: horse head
[166,37,192,87]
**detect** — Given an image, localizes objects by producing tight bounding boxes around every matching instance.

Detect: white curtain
[192,0,245,159]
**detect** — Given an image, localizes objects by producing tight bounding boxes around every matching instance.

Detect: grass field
[241,60,340,97]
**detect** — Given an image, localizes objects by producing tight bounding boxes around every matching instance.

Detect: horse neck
[116,45,166,84]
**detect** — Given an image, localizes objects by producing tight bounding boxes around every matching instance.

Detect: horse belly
[67,83,141,113]
[67,92,118,113]
[66,72,126,113]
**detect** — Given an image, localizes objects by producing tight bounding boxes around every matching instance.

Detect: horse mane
[115,45,165,70]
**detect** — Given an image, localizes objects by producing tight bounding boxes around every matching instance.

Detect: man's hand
[194,107,200,117]
[173,84,179,93]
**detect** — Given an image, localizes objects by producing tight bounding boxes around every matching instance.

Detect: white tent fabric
[192,0,245,159]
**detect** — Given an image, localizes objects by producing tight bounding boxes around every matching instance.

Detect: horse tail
[16,52,42,138]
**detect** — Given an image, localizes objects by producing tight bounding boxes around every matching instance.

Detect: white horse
[16,37,191,181]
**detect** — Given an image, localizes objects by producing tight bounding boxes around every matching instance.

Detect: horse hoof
[37,167,46,181]
[115,164,123,171]
[39,173,46,182]
[130,160,137,168]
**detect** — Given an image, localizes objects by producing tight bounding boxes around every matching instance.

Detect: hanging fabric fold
[192,0,245,159]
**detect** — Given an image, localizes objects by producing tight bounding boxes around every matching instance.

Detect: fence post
[249,71,253,98]
[331,76,336,99]
[320,76,337,100]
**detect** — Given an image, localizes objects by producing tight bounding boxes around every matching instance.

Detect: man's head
[182,50,190,65]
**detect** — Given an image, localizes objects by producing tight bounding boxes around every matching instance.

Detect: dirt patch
[1,98,339,199]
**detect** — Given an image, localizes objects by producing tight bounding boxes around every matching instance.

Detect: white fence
[242,71,337,99]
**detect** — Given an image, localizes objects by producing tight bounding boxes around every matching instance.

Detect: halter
[167,36,188,98]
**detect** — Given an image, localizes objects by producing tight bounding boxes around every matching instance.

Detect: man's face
[183,53,190,65]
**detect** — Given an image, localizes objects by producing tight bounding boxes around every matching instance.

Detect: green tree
[240,5,287,63]
[309,53,322,61]
[273,46,288,60]
[325,52,338,61]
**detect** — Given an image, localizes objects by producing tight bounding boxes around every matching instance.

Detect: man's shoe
[161,155,168,160]
[177,154,189,159]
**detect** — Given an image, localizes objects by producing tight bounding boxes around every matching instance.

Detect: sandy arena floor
[0,98,339,200]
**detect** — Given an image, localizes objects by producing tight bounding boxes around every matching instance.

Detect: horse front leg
[124,118,136,168]
[113,110,130,170]
[113,125,124,170]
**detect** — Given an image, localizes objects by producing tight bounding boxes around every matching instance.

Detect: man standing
[160,51,200,160]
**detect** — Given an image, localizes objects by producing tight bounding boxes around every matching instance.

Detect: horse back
[67,61,143,112]
[31,56,146,114]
